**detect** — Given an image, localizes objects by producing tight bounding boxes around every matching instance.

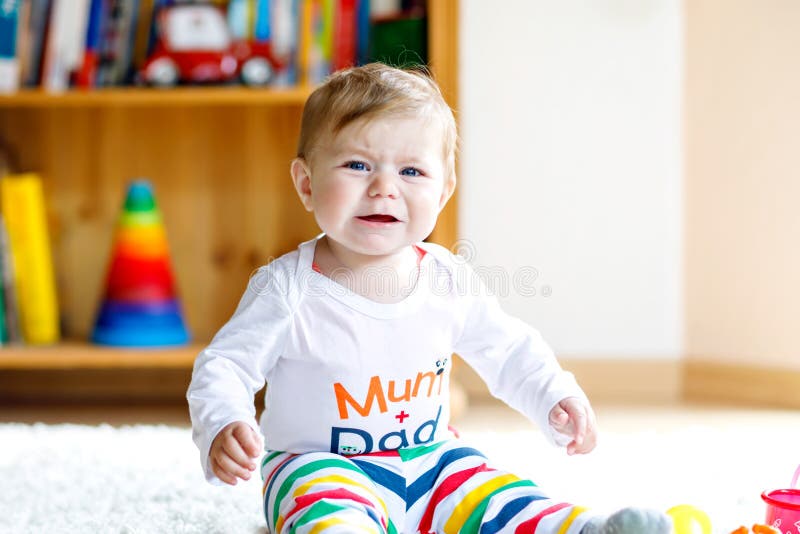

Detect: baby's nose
[368,173,398,198]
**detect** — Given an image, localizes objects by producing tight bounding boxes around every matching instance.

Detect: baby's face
[297,113,453,259]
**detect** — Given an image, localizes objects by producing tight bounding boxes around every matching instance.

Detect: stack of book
[0,0,427,93]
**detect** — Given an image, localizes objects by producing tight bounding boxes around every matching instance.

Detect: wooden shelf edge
[0,342,203,370]
[0,86,314,108]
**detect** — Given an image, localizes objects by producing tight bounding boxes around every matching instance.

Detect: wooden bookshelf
[0,342,200,369]
[0,87,314,108]
[0,0,459,376]
[0,343,200,403]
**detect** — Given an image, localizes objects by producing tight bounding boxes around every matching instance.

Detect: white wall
[458,1,683,357]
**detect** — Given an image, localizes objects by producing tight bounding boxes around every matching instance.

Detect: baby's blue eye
[346,161,367,171]
[401,167,422,177]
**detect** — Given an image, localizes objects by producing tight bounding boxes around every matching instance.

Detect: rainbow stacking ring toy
[91,180,190,347]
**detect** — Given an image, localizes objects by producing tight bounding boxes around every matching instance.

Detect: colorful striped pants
[261,439,597,534]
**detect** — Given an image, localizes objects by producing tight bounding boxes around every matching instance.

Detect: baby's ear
[439,171,456,210]
[291,158,314,212]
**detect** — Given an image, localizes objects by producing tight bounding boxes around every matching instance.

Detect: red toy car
[141,5,283,86]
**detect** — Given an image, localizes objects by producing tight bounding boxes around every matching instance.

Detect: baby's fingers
[565,423,589,455]
[214,448,253,483]
[549,405,570,428]
[567,405,598,455]
[211,455,244,485]
[222,433,258,472]
[234,424,262,458]
[564,404,587,443]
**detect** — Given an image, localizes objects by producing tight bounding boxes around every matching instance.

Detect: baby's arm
[548,396,598,455]
[187,265,293,484]
[447,253,591,449]
[209,421,263,485]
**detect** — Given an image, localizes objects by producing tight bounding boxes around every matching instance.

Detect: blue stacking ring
[91,299,190,347]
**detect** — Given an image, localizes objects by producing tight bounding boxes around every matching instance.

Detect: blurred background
[457,0,800,409]
[0,0,798,416]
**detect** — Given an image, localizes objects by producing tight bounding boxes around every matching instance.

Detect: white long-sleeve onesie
[187,237,586,483]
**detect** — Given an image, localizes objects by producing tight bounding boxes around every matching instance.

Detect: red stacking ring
[103,255,177,299]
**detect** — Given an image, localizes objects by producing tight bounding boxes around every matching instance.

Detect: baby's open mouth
[358,214,399,223]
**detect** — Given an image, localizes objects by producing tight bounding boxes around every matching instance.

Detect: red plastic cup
[762,465,800,533]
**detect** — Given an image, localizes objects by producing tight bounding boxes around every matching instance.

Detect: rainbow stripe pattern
[91,180,190,347]
[260,440,595,533]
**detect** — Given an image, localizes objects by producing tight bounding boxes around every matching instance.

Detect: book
[75,0,105,88]
[97,0,140,86]
[297,0,312,84]
[0,215,7,344]
[122,0,142,84]
[0,173,60,345]
[253,0,270,41]
[62,0,91,84]
[270,0,298,86]
[332,0,356,71]
[132,0,155,74]
[0,215,21,344]
[0,236,5,344]
[355,0,369,65]
[40,0,68,91]
[41,0,91,91]
[13,0,30,88]
[317,0,334,80]
[144,0,173,62]
[299,0,333,85]
[0,0,21,93]
[20,0,51,87]
[227,0,251,39]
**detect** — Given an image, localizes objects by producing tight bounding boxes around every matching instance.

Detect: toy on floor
[760,464,800,534]
[667,504,712,534]
[91,180,190,347]
[730,525,781,534]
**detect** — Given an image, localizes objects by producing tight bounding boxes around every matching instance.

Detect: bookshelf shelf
[0,86,314,108]
[0,342,201,369]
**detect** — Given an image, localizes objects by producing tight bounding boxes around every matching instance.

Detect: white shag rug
[1,414,798,534]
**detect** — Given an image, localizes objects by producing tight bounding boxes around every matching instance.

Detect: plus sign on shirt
[188,236,586,484]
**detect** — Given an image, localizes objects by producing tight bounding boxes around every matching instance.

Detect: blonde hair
[297,63,457,179]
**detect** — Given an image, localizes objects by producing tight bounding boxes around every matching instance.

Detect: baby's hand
[548,397,598,455]
[210,421,263,485]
